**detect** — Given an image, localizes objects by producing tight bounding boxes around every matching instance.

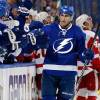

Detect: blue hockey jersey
[0,22,9,46]
[42,23,86,76]
[0,21,15,63]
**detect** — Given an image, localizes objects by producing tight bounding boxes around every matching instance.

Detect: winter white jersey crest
[53,38,73,54]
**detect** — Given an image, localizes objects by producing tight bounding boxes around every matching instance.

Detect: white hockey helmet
[37,11,49,22]
[76,14,92,29]
[29,9,38,16]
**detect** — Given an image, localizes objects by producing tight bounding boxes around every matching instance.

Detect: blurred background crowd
[31,0,100,22]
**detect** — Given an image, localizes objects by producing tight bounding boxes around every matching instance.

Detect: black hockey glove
[3,53,16,64]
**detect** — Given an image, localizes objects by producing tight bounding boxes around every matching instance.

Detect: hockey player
[34,29,47,100]
[37,11,54,25]
[0,0,21,64]
[16,22,47,100]
[76,14,100,100]
[7,0,33,33]
[41,6,94,100]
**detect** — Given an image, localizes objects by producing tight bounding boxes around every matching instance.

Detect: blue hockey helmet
[0,0,7,17]
[59,5,74,16]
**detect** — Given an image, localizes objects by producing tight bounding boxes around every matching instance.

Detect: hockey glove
[81,48,94,64]
[32,29,49,49]
[3,53,16,64]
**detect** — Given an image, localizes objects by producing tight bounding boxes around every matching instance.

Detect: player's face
[59,13,72,28]
[43,16,53,25]
[84,17,93,30]
[7,0,17,5]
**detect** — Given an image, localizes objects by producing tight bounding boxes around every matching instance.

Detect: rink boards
[0,63,37,100]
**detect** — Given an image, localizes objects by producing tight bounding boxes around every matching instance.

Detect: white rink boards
[0,63,36,100]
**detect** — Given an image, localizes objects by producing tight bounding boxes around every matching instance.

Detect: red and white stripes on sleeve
[35,49,46,75]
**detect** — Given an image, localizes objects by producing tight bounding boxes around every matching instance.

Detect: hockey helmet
[29,9,38,16]
[59,5,74,16]
[0,0,7,17]
[76,14,92,29]
[37,11,49,22]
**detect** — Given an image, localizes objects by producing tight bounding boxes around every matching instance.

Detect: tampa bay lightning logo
[53,38,73,54]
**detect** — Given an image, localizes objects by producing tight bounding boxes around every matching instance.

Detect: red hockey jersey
[77,30,100,76]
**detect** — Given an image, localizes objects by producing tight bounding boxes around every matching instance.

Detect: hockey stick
[74,23,100,99]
